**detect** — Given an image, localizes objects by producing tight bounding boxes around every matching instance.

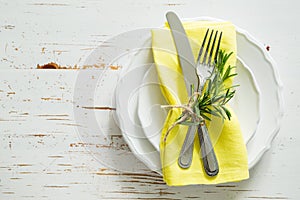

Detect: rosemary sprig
[162,50,238,142]
[196,50,238,121]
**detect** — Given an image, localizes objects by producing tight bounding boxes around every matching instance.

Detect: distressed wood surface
[0,0,300,199]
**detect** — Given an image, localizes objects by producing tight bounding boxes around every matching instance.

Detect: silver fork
[178,29,222,176]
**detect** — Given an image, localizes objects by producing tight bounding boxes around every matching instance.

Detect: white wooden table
[1,0,299,199]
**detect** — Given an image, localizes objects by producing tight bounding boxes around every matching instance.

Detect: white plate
[115,18,283,173]
[138,57,260,152]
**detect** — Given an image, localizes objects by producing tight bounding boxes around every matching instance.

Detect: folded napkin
[151,21,249,186]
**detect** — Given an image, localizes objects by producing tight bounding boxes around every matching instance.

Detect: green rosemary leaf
[191,84,195,94]
[207,79,212,91]
[180,121,201,126]
[211,94,226,104]
[201,114,211,121]
[224,84,239,90]
[176,113,184,121]
[206,107,221,117]
[227,73,238,78]
[213,104,226,119]
[195,105,201,117]
[222,66,231,81]
[222,89,230,104]
[221,106,232,120]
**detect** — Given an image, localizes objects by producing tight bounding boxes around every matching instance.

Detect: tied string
[161,91,205,143]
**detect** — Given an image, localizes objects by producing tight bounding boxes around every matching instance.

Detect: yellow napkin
[151,21,249,186]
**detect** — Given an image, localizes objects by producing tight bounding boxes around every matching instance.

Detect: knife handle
[178,125,197,168]
[198,122,219,176]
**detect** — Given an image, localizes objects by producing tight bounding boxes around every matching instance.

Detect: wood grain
[1,0,300,199]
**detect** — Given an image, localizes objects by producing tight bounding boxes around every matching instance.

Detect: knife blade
[166,12,199,92]
[166,11,219,176]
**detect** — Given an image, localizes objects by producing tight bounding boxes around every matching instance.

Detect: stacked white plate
[88,18,284,174]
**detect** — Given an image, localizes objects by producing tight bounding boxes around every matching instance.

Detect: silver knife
[166,11,219,176]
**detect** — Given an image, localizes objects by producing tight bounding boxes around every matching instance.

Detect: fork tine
[203,30,214,65]
[196,29,209,64]
[208,31,218,66]
[213,31,222,64]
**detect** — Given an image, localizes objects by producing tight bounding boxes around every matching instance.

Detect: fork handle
[198,122,219,176]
